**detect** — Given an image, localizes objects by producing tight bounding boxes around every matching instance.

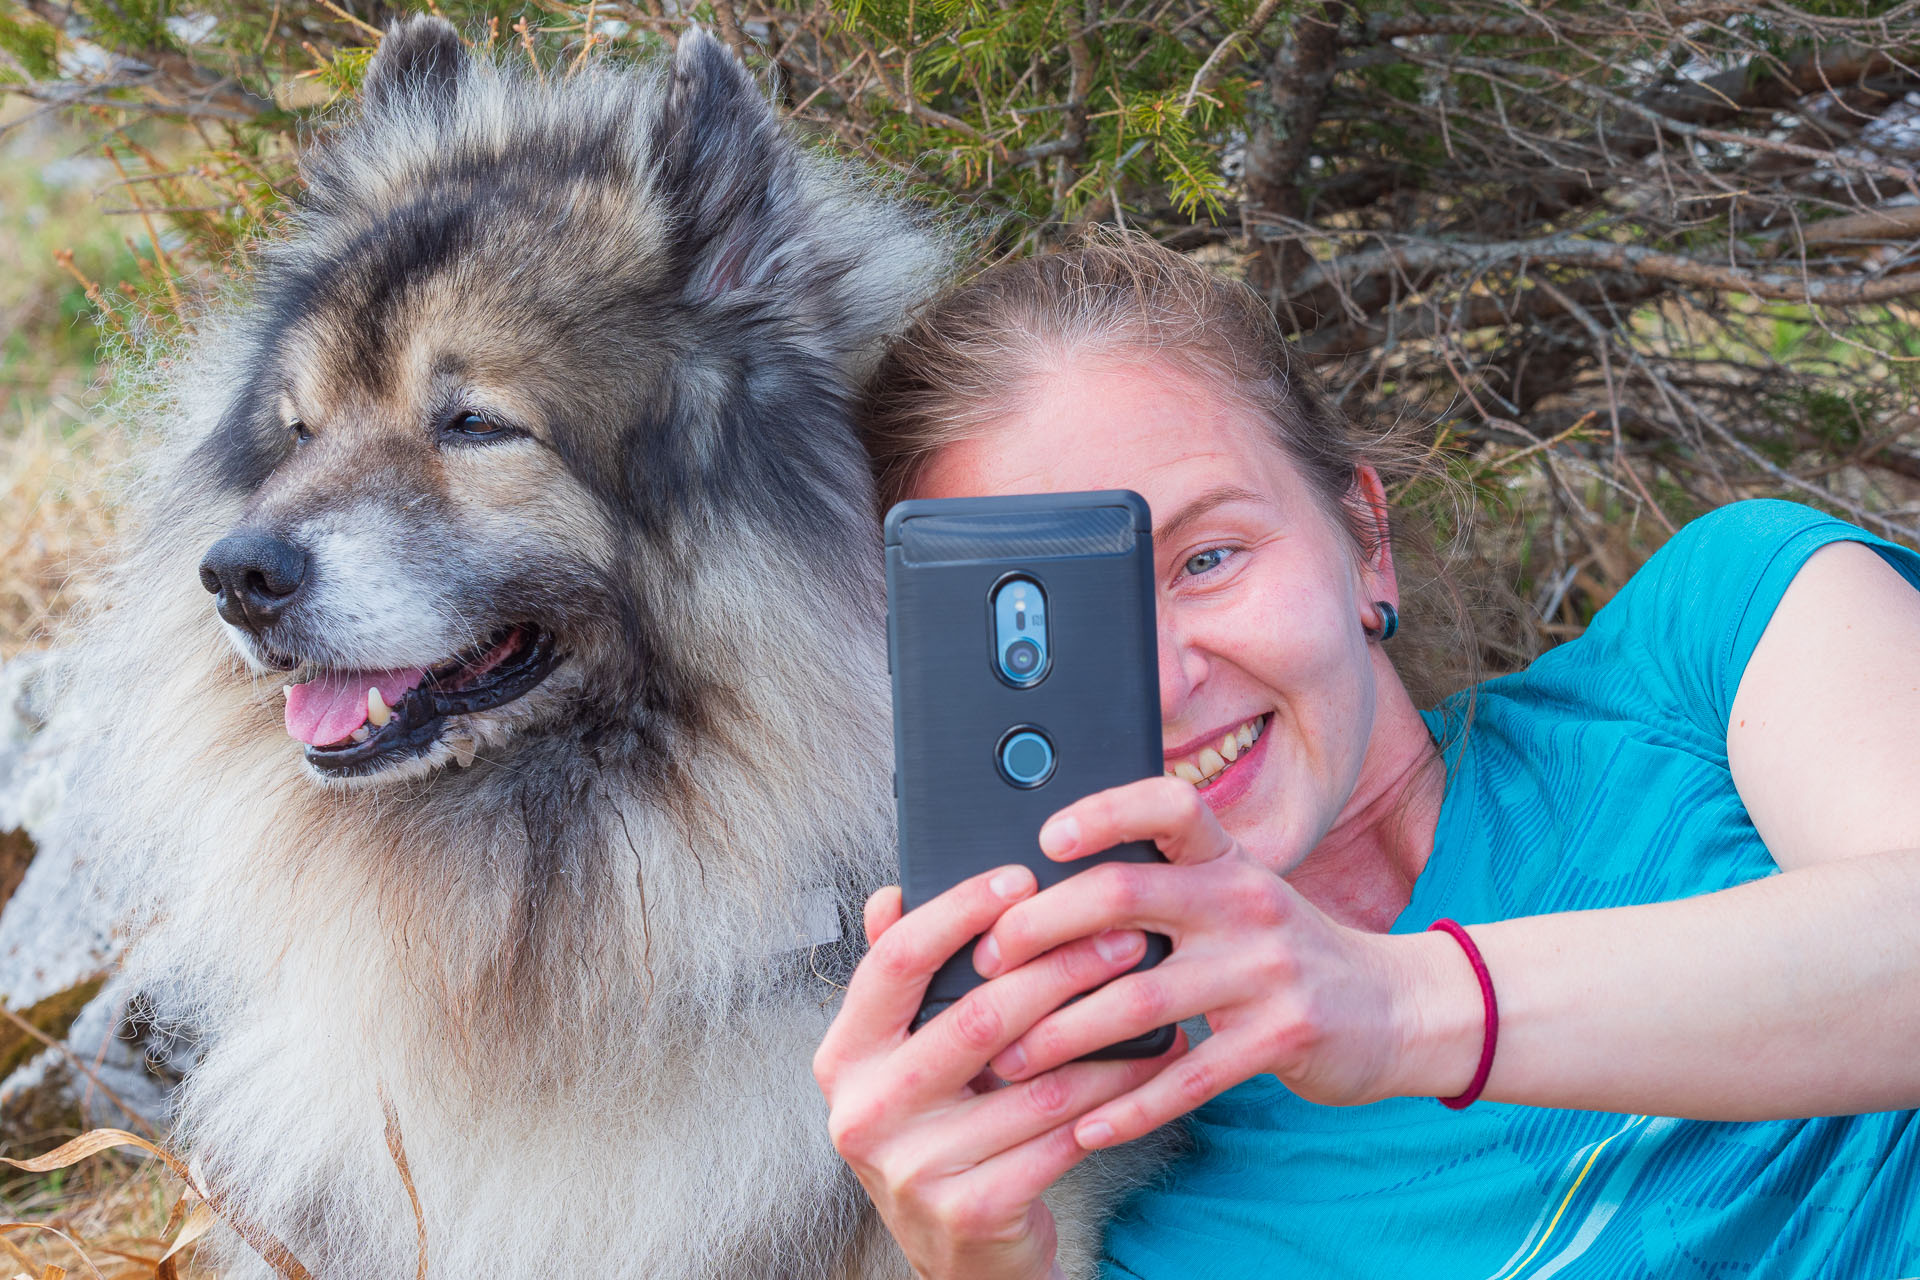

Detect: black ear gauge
[1365,601,1399,642]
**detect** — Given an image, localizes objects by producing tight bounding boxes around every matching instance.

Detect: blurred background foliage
[1,0,1919,659]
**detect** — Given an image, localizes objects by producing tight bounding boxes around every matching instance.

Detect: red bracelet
[1428,918,1498,1110]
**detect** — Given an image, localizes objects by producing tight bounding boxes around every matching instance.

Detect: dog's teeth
[349,726,370,744]
[1172,761,1203,785]
[453,740,476,769]
[367,686,391,728]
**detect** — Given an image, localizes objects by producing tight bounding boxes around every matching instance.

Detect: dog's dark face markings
[192,20,915,784]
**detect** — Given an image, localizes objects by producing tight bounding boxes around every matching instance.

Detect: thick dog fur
[50,19,1168,1280]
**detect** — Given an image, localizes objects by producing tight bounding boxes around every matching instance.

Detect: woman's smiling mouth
[1165,712,1272,792]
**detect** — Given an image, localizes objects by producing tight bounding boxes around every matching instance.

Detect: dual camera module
[992,576,1055,788]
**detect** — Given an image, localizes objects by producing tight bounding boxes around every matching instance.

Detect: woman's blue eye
[1183,547,1232,576]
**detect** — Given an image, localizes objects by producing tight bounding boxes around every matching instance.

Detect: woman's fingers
[906,1034,1183,1172]
[971,862,1189,979]
[918,1035,1185,1247]
[976,855,1290,979]
[864,885,904,945]
[989,953,1243,1081]
[817,865,1038,1086]
[892,927,1153,1098]
[1038,775,1234,866]
[1069,1029,1253,1151]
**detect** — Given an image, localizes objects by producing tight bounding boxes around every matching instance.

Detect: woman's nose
[1157,618,1209,720]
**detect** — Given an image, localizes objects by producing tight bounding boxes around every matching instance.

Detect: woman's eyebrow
[1155,485,1264,545]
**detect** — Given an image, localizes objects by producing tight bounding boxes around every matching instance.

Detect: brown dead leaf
[379,1090,428,1280]
[150,1202,210,1280]
[1,1131,310,1280]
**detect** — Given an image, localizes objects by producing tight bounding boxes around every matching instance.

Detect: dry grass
[1,98,141,662]
[0,1145,215,1279]
[1,97,190,1280]
[0,420,201,1268]
[0,411,126,662]
[0,408,198,1260]
[0,102,139,426]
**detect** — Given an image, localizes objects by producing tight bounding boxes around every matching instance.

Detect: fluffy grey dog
[51,17,1162,1280]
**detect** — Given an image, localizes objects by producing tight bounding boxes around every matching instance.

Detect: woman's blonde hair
[857,229,1492,709]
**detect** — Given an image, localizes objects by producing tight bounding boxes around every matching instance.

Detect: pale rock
[0,651,167,1133]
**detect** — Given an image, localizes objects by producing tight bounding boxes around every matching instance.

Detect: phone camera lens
[1004,639,1040,675]
[991,577,1048,686]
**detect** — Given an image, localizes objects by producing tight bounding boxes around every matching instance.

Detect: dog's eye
[289,419,312,444]
[443,412,517,444]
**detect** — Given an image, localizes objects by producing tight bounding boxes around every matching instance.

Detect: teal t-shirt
[1101,500,1920,1279]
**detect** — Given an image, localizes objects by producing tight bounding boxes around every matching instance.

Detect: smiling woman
[913,361,1425,876]
[857,235,1461,914]
[814,233,1920,1279]
[860,233,1480,720]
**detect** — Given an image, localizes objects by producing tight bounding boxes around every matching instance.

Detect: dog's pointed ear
[364,16,466,112]
[651,29,793,302]
[649,27,951,366]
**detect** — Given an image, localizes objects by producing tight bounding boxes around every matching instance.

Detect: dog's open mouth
[282,626,560,775]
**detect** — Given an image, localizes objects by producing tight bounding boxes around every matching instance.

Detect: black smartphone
[884,489,1175,1060]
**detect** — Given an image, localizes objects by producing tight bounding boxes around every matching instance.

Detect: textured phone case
[886,490,1174,1060]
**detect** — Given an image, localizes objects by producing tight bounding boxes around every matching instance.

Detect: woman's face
[912,358,1398,875]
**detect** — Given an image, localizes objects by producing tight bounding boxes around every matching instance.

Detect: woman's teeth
[1166,715,1265,787]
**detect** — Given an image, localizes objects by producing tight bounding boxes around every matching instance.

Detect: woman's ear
[1351,464,1397,601]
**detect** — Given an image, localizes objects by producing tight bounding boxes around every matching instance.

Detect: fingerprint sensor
[997,727,1056,788]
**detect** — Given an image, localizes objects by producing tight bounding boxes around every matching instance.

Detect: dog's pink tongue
[285,668,425,747]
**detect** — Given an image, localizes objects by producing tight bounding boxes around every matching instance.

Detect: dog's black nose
[199,531,308,632]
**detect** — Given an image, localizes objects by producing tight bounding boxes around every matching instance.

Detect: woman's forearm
[1394,847,1920,1119]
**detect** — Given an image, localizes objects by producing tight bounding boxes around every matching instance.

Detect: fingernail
[1095,930,1140,964]
[1076,1120,1114,1149]
[1038,815,1081,857]
[998,1043,1026,1076]
[976,934,1001,977]
[989,867,1029,899]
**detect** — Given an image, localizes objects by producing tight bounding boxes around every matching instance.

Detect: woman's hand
[970,776,1483,1151]
[814,866,1186,1280]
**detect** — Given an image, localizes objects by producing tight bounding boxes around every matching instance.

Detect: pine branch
[1281,232,1920,308]
[1181,0,1284,115]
